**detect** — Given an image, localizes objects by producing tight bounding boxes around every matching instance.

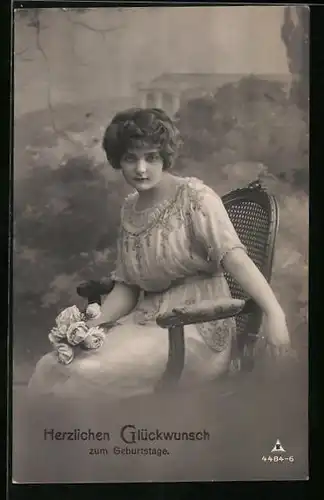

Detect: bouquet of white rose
[49,304,105,365]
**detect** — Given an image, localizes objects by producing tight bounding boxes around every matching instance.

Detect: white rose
[48,325,67,345]
[85,303,101,320]
[56,305,82,328]
[82,327,105,350]
[55,343,74,365]
[66,321,89,346]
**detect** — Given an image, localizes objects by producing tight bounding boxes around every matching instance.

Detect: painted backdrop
[13,6,308,388]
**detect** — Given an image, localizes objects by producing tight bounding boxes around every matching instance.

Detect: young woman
[27,108,291,401]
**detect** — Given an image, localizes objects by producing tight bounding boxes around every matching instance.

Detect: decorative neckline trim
[132,182,184,214]
[121,176,205,236]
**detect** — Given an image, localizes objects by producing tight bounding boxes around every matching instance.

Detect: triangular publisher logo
[271,439,286,453]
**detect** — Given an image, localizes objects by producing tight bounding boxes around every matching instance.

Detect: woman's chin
[132,181,154,191]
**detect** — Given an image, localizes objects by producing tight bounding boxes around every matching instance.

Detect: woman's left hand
[262,309,298,360]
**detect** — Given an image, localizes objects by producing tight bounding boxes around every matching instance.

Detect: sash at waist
[143,271,224,297]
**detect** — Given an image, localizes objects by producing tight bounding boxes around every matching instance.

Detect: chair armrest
[156,298,256,329]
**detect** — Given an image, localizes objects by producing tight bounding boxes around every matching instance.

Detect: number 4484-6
[262,456,295,463]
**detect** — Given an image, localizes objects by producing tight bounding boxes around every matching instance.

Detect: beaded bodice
[112,176,246,293]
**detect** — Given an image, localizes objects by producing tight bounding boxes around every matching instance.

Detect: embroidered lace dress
[112,176,246,351]
[27,177,247,401]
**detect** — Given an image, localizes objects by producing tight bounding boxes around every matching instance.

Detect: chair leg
[229,332,259,374]
[155,325,185,392]
[241,339,258,372]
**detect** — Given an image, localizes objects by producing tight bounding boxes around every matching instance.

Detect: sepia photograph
[12,5,309,483]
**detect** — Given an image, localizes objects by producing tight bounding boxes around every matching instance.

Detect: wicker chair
[77,179,279,390]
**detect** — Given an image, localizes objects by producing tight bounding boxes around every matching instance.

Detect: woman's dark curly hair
[102,108,182,170]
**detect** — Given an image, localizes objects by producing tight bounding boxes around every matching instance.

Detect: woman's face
[120,146,164,192]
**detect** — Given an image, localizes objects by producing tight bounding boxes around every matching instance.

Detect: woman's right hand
[86,318,102,329]
[86,315,118,330]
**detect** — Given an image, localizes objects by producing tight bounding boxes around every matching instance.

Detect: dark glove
[76,278,115,304]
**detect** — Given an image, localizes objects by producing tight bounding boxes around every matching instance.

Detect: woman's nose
[135,159,146,174]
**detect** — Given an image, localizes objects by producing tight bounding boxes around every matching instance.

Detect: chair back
[221,180,280,361]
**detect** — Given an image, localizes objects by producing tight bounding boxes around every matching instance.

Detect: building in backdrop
[137,72,292,115]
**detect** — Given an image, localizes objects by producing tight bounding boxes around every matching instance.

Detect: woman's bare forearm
[222,248,284,317]
[90,282,140,326]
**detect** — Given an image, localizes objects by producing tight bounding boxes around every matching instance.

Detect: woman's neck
[135,173,179,210]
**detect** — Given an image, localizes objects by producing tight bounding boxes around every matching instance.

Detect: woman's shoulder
[179,176,221,205]
[179,175,216,192]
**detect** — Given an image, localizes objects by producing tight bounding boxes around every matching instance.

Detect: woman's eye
[123,154,136,163]
[146,154,159,163]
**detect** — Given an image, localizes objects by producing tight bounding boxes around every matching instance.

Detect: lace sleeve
[110,195,134,285]
[189,182,246,267]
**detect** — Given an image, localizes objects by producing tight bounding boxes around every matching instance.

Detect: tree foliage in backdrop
[281,6,309,117]
[175,75,308,192]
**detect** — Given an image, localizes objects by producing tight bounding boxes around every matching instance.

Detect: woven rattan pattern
[224,200,270,337]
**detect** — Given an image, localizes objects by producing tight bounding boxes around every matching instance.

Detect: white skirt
[27,311,233,402]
